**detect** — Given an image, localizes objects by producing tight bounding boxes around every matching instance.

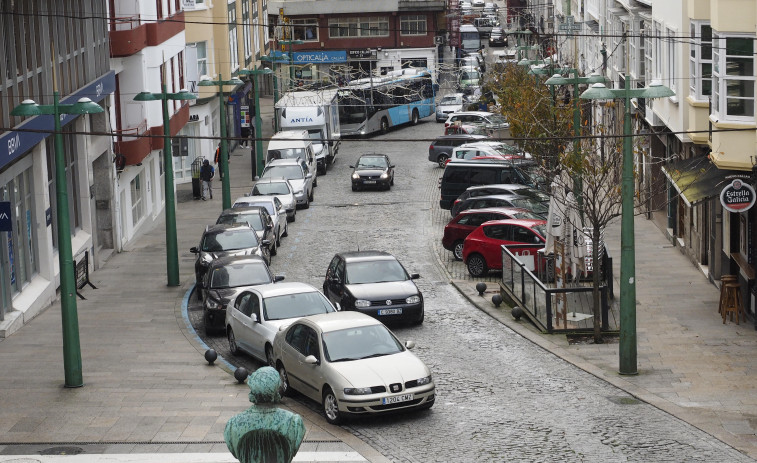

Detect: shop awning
[661,155,751,207]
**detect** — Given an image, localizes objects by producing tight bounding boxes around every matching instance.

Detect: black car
[350,154,395,191]
[489,28,507,47]
[428,134,488,168]
[201,255,283,335]
[216,206,276,258]
[323,251,424,325]
[190,224,271,299]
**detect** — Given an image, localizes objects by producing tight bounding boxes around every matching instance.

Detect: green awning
[661,155,751,207]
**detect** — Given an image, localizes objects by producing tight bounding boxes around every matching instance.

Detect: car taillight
[429,144,434,152]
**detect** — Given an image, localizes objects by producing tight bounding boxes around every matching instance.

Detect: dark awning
[661,155,751,207]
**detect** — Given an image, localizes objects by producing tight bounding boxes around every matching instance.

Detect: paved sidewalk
[447,216,757,460]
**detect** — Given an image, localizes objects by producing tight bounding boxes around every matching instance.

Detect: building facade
[0,0,115,336]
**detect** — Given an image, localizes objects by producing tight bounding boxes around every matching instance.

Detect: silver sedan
[250,177,297,222]
[273,312,435,424]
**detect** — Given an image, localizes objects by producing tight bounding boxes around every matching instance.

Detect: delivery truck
[274,89,341,175]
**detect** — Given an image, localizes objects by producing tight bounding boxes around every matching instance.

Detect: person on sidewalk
[199,159,214,200]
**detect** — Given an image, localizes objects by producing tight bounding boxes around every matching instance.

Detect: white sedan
[226,282,337,367]
[273,312,435,424]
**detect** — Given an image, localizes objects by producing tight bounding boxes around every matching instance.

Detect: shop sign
[348,49,375,60]
[720,179,756,213]
[240,105,250,128]
[292,51,347,64]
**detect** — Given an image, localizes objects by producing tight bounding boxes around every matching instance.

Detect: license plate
[382,393,413,405]
[378,308,402,315]
[363,180,377,184]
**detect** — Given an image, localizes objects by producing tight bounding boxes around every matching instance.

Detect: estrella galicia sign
[720,179,756,213]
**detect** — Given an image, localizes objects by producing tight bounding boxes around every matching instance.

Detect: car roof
[466,183,534,191]
[235,196,275,204]
[481,218,547,229]
[254,177,290,184]
[458,206,532,216]
[220,206,264,215]
[337,250,396,263]
[359,153,388,158]
[204,223,253,235]
[449,111,495,117]
[446,158,535,167]
[435,134,488,141]
[266,158,302,166]
[207,255,267,270]
[249,281,319,298]
[303,311,381,333]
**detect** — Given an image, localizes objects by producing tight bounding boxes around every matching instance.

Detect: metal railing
[499,244,611,333]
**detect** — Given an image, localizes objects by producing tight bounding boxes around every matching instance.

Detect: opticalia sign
[720,179,756,213]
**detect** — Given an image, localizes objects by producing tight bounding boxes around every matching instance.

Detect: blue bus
[337,68,436,136]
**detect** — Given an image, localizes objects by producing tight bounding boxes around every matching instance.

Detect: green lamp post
[580,80,674,375]
[278,39,304,91]
[236,68,273,178]
[134,86,197,288]
[12,94,104,388]
[260,51,290,131]
[198,74,244,210]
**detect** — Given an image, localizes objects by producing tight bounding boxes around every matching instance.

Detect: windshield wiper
[360,352,389,360]
[331,357,361,362]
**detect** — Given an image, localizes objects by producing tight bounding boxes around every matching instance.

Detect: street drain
[607,396,642,405]
[39,447,84,455]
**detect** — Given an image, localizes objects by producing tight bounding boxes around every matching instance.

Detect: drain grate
[39,446,84,455]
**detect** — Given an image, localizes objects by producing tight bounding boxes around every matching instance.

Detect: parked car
[202,255,282,335]
[471,0,485,8]
[259,158,315,209]
[436,93,467,122]
[190,224,271,299]
[226,282,337,367]
[323,251,424,325]
[438,158,537,209]
[443,123,490,137]
[451,183,550,216]
[273,311,435,424]
[489,27,506,47]
[452,141,530,161]
[457,66,482,95]
[216,206,277,257]
[444,111,509,130]
[428,134,488,167]
[453,193,548,218]
[463,218,548,277]
[232,196,287,248]
[443,207,543,260]
[250,177,297,222]
[460,55,485,73]
[350,154,395,191]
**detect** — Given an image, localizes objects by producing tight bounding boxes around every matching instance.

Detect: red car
[463,219,547,277]
[443,207,543,260]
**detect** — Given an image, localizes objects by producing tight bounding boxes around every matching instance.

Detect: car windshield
[323,324,404,362]
[511,210,543,220]
[440,95,462,105]
[202,230,259,252]
[512,187,549,202]
[488,114,508,125]
[510,198,547,214]
[268,148,306,159]
[357,156,387,168]
[308,129,324,143]
[262,291,335,321]
[345,259,408,284]
[217,212,264,230]
[209,262,271,289]
[262,165,303,180]
[236,200,274,216]
[461,71,480,80]
[253,182,291,196]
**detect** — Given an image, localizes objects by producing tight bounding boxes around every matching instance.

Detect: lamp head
[70,97,104,114]
[134,91,160,101]
[545,74,568,85]
[643,80,675,98]
[197,75,214,86]
[169,89,198,101]
[580,82,615,100]
[11,99,42,116]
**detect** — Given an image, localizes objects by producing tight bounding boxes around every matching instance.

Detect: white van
[266,130,317,184]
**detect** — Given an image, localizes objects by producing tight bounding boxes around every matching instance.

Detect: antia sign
[720,179,756,213]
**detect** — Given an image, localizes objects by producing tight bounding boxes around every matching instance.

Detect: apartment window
[292,19,318,42]
[666,27,677,92]
[228,5,239,71]
[400,15,427,36]
[242,0,251,60]
[195,42,208,77]
[712,34,755,120]
[644,22,653,83]
[689,21,712,101]
[654,21,663,80]
[329,17,389,38]
[130,173,144,227]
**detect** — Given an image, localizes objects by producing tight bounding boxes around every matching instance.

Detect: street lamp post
[236,68,273,179]
[12,94,104,388]
[134,86,197,287]
[198,74,244,210]
[278,39,304,91]
[261,51,289,131]
[580,79,674,375]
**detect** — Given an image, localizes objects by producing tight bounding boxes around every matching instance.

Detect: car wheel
[467,253,488,277]
[303,198,310,209]
[265,345,275,368]
[380,117,389,134]
[453,240,465,261]
[228,328,240,356]
[352,185,358,192]
[322,387,342,425]
[270,241,278,257]
[437,154,449,168]
[282,222,288,238]
[390,175,394,186]
[308,188,314,202]
[289,211,296,223]
[277,364,291,397]
[411,109,419,125]
[411,308,424,326]
[313,176,318,188]
[276,231,282,247]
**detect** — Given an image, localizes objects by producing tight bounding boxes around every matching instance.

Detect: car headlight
[205,298,220,310]
[416,375,432,386]
[344,387,373,395]
[380,172,389,179]
[352,173,360,180]
[405,295,421,304]
[354,299,371,308]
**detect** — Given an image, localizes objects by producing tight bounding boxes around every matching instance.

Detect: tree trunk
[592,225,604,344]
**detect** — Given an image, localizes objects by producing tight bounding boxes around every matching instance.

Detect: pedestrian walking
[199,159,214,200]
[240,126,250,147]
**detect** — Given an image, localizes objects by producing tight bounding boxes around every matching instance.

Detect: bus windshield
[338,91,367,125]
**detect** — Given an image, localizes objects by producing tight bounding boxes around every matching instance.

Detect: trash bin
[191,157,204,200]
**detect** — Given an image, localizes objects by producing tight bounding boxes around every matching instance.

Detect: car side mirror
[274,275,285,282]
[410,273,420,280]
[335,302,342,311]
[390,164,396,168]
[250,313,259,323]
[349,165,355,169]
[306,173,313,179]
[261,239,272,247]
[190,247,199,254]
[405,340,416,350]
[266,223,273,230]
[304,355,319,365]
[244,193,250,197]
[253,176,260,181]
